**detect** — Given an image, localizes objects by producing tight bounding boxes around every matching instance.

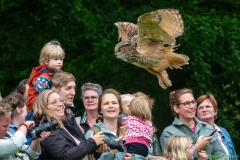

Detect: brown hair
[33,89,64,127]
[39,40,65,65]
[15,79,28,95]
[169,88,193,117]
[51,72,76,89]
[3,91,25,118]
[196,93,218,119]
[98,89,122,136]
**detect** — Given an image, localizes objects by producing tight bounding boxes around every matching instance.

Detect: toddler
[27,40,65,115]
[121,97,153,157]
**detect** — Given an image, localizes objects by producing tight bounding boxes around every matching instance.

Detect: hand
[65,108,72,114]
[96,143,111,153]
[35,131,51,142]
[123,153,132,160]
[198,150,208,160]
[90,131,104,146]
[195,136,212,151]
[24,121,35,129]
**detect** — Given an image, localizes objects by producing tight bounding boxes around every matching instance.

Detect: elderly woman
[196,93,238,160]
[76,82,103,131]
[33,89,104,159]
[159,88,226,160]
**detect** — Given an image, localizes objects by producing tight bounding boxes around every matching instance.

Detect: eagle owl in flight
[114,9,189,89]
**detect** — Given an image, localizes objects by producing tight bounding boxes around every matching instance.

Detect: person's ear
[173,105,179,114]
[16,106,21,114]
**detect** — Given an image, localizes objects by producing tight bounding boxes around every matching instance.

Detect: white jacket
[0,131,40,160]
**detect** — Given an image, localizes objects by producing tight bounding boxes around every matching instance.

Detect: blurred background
[0,0,239,153]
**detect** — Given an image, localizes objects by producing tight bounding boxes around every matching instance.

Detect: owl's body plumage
[114,9,189,89]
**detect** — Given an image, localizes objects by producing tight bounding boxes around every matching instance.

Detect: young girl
[164,135,208,160]
[121,97,153,157]
[27,40,65,119]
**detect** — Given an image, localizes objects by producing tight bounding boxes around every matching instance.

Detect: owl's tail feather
[162,45,189,69]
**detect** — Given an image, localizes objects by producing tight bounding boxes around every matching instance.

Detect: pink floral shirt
[121,115,153,146]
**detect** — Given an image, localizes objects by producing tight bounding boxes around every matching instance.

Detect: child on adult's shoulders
[26,40,65,120]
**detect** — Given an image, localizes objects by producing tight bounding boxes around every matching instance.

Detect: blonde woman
[33,89,104,160]
[164,135,207,160]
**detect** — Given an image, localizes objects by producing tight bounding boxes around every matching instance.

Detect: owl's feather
[114,9,189,89]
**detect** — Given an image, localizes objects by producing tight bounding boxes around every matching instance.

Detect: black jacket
[38,115,97,160]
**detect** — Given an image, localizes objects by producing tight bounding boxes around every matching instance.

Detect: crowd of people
[0,40,238,160]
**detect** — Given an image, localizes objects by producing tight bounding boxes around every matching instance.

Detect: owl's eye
[118,49,122,52]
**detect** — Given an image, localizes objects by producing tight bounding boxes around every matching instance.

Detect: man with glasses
[75,82,103,132]
[159,88,226,160]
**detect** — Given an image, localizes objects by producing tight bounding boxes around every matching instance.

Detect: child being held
[27,40,65,118]
[121,97,153,157]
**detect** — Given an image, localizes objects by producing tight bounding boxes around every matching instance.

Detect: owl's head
[114,41,135,62]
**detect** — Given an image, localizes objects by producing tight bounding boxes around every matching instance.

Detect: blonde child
[121,97,153,157]
[27,40,65,117]
[164,135,208,160]
[121,92,161,156]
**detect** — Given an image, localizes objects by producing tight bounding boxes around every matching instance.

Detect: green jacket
[93,120,148,160]
[159,117,226,160]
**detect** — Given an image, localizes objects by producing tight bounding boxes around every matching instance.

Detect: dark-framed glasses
[83,96,98,101]
[47,98,65,106]
[177,100,196,108]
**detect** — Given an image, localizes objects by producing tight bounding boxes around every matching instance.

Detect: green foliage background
[1,0,239,154]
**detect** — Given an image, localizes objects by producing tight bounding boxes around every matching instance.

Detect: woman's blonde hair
[164,135,192,160]
[148,156,167,160]
[33,89,64,127]
[129,97,151,121]
[39,40,65,65]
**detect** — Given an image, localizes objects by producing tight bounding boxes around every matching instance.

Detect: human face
[18,105,28,124]
[83,90,99,111]
[121,98,133,115]
[46,58,63,70]
[0,115,11,139]
[174,93,196,122]
[186,144,194,160]
[100,93,121,119]
[47,93,65,118]
[58,81,76,106]
[197,99,216,122]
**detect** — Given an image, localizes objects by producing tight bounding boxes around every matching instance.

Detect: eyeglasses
[177,100,196,108]
[47,98,65,106]
[83,96,99,101]
[197,105,213,110]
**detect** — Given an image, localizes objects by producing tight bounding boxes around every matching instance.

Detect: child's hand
[198,150,208,160]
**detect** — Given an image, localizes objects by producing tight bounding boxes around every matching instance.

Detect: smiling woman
[89,89,148,160]
[32,89,105,160]
[159,88,227,160]
[196,93,238,160]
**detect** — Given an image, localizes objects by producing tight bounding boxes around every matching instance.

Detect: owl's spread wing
[137,9,184,54]
[114,22,138,41]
